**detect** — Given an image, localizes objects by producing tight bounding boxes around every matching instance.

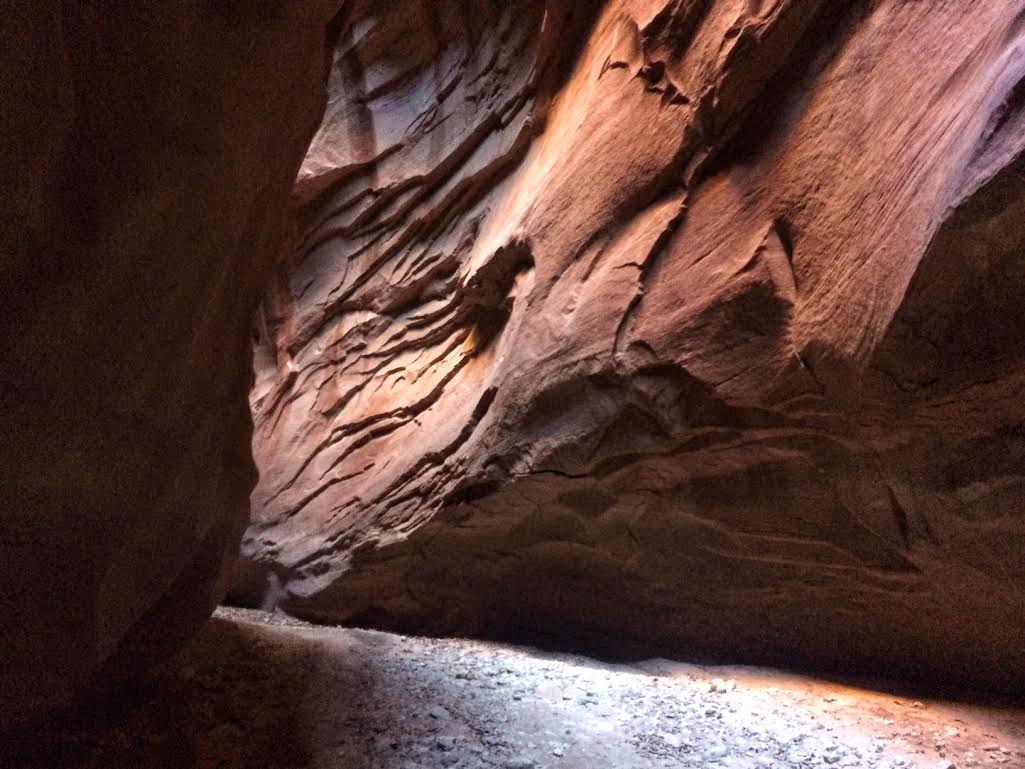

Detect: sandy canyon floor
[6,607,1024,769]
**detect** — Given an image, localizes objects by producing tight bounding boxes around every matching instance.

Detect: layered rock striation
[239,0,1025,692]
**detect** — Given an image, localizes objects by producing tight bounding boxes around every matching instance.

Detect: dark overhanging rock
[0,0,341,727]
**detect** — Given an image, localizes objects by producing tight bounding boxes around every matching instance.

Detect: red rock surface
[0,0,338,726]
[238,0,1025,693]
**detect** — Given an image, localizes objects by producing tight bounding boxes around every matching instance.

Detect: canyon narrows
[3,0,1025,748]
[237,0,1025,694]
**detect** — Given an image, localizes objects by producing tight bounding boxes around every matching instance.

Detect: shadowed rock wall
[238,0,1025,692]
[0,0,338,726]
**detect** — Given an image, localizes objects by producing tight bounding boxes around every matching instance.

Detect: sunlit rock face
[0,1,337,726]
[241,0,1025,692]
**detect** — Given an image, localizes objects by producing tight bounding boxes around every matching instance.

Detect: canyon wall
[0,1,337,725]
[240,0,1025,692]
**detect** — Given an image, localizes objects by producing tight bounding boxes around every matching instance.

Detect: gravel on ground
[6,606,1024,769]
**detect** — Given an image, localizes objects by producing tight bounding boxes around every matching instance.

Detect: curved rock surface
[0,0,337,726]
[239,0,1025,692]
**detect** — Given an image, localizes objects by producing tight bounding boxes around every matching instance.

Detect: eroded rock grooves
[239,0,1025,692]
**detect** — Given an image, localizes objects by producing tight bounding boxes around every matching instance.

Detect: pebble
[659,732,682,748]
[703,745,729,761]
[435,735,456,751]
[710,678,737,693]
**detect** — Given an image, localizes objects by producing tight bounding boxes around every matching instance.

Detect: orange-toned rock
[239,0,1025,693]
[0,0,338,726]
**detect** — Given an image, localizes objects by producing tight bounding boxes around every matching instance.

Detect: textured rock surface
[0,0,337,726]
[240,0,1025,692]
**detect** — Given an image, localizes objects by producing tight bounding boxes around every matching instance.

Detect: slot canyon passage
[2,0,1025,767]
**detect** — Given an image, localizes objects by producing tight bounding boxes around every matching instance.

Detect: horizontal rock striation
[239,0,1025,692]
[0,0,338,726]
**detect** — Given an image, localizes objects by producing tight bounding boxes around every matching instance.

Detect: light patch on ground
[8,607,1024,769]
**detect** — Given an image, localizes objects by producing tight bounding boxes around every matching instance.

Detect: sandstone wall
[0,0,338,725]
[247,0,1023,691]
